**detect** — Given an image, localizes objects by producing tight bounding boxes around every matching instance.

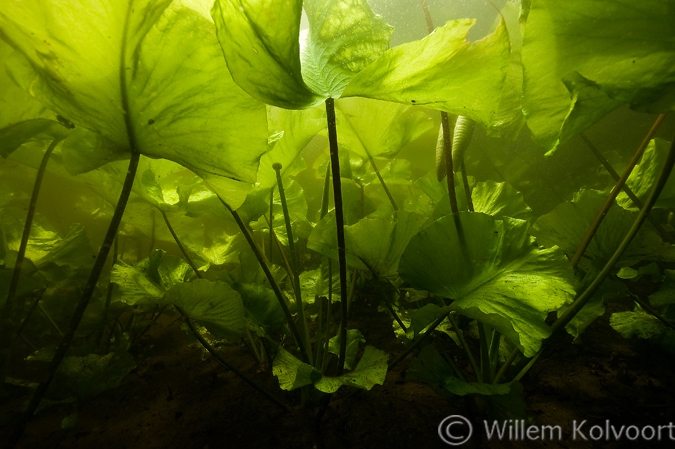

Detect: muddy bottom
[2,298,674,449]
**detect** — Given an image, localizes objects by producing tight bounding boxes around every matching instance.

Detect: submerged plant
[0,0,674,446]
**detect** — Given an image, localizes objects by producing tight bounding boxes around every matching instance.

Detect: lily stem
[325,98,349,376]
[5,151,140,449]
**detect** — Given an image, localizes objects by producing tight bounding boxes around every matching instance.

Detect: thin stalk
[314,296,326,369]
[97,236,118,347]
[245,327,263,364]
[419,0,435,32]
[149,209,156,254]
[383,301,408,333]
[6,151,140,449]
[178,307,290,412]
[448,314,481,381]
[440,351,466,382]
[133,304,168,344]
[218,198,309,364]
[459,160,474,212]
[16,292,44,336]
[493,345,519,384]
[441,112,459,215]
[580,133,671,242]
[488,329,500,380]
[497,131,675,385]
[570,114,666,268]
[388,312,450,369]
[37,303,64,337]
[325,98,349,376]
[0,139,58,389]
[264,214,294,280]
[161,211,202,278]
[321,261,333,373]
[629,292,675,332]
[320,163,331,219]
[477,323,491,382]
[269,187,275,262]
[366,151,398,211]
[347,267,357,316]
[273,163,312,365]
[559,131,675,332]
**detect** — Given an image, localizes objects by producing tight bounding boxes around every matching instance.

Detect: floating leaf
[343,19,510,127]
[521,0,675,151]
[1,1,267,190]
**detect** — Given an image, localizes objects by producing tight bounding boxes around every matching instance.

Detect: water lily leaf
[274,345,387,392]
[300,0,393,98]
[617,138,675,211]
[0,1,267,183]
[521,0,675,151]
[45,351,136,401]
[314,345,388,393]
[234,283,285,328]
[308,211,428,278]
[434,180,531,220]
[0,42,67,157]
[649,270,675,309]
[335,97,434,159]
[211,0,320,109]
[343,18,510,127]
[111,250,192,305]
[328,328,365,370]
[610,307,665,340]
[163,279,246,341]
[488,0,525,137]
[299,262,345,303]
[531,189,675,269]
[400,213,575,357]
[256,106,325,190]
[273,346,322,390]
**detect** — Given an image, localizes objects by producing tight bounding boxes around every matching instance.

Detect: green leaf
[234,283,285,328]
[256,106,325,190]
[328,328,365,370]
[273,346,322,391]
[211,0,319,108]
[299,262,345,303]
[487,0,525,136]
[273,345,388,393]
[313,345,388,393]
[301,0,393,98]
[164,279,246,341]
[308,211,428,278]
[649,269,675,309]
[617,139,675,210]
[335,97,434,159]
[408,304,451,338]
[343,18,510,127]
[531,189,675,269]
[400,213,576,357]
[434,180,532,220]
[521,0,675,151]
[0,268,45,310]
[45,351,136,401]
[1,1,267,182]
[0,42,66,157]
[110,250,192,305]
[610,307,665,340]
